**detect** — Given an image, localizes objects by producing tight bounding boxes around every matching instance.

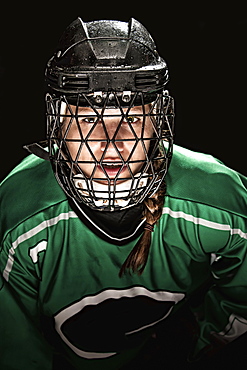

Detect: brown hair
[119,177,166,277]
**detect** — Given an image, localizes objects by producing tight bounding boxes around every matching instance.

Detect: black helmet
[45,18,174,211]
[46,18,168,98]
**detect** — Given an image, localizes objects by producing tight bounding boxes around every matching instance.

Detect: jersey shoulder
[0,154,66,240]
[166,145,247,217]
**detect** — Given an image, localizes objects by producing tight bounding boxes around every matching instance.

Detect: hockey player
[0,18,247,369]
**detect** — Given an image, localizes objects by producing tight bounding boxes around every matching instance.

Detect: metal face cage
[46,90,174,211]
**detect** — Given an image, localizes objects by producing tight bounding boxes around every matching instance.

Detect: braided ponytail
[119,178,166,276]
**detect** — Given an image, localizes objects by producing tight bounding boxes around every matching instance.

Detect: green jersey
[1,145,247,369]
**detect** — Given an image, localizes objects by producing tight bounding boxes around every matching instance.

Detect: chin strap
[23,142,50,161]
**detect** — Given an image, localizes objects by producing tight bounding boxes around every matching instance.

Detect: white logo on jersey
[29,240,47,263]
[54,286,184,359]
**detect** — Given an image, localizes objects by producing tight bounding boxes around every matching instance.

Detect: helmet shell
[45,18,168,94]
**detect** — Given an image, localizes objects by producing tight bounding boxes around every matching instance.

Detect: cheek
[146,119,155,136]
[143,127,154,152]
[62,122,93,156]
[67,141,100,161]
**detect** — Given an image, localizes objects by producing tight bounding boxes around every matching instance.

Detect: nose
[100,116,124,153]
[100,141,124,154]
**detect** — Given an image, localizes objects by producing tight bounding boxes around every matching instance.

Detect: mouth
[98,162,126,178]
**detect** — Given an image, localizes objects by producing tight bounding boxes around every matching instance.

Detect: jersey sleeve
[164,146,247,360]
[190,210,247,360]
[0,232,53,369]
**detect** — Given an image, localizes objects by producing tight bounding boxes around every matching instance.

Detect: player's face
[62,105,154,184]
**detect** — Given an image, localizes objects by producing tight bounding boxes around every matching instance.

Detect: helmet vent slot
[61,74,90,90]
[46,71,90,92]
[135,74,157,89]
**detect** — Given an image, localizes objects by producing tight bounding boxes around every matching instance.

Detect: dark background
[0,2,247,368]
[0,2,246,182]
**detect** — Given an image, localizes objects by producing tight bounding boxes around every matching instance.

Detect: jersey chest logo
[54,286,184,359]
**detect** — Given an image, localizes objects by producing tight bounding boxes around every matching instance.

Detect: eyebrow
[77,106,144,114]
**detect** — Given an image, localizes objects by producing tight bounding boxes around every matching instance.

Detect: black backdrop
[0,2,247,367]
[1,2,247,181]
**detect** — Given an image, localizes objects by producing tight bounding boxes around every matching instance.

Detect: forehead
[75,105,148,114]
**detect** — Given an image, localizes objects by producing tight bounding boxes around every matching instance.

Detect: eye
[123,116,140,124]
[81,116,98,124]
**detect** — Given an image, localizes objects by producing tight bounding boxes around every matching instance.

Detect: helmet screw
[122,91,131,103]
[94,92,103,104]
